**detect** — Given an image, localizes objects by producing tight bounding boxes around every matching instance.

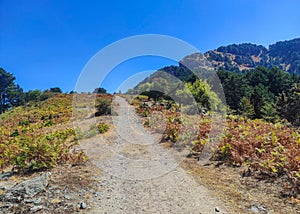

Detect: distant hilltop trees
[205,38,300,74]
[93,87,107,94]
[0,68,64,113]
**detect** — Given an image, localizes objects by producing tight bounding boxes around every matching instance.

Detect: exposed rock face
[0,165,99,213]
[179,52,213,70]
[0,172,51,205]
[204,38,300,74]
[10,172,51,197]
[0,172,51,211]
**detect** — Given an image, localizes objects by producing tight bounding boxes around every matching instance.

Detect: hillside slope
[204,38,300,74]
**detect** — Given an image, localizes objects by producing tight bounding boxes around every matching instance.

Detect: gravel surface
[80,96,228,213]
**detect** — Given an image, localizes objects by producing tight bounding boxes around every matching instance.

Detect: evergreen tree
[238,97,254,118]
[217,70,248,110]
[261,102,278,123]
[50,87,63,93]
[276,83,300,126]
[93,87,107,94]
[26,90,42,102]
[0,68,25,113]
[250,84,270,118]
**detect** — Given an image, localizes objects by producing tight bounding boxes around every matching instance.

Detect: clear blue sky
[1,0,299,93]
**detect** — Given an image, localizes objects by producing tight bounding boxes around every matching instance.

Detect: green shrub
[95,98,111,116]
[97,122,109,133]
[136,95,148,101]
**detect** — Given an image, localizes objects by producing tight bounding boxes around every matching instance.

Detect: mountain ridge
[203,38,300,74]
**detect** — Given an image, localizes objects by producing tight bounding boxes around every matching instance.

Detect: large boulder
[10,172,51,197]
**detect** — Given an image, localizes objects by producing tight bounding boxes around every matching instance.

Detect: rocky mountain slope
[133,38,300,92]
[204,38,300,74]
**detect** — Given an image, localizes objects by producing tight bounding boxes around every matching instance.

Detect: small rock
[96,191,102,195]
[66,202,74,207]
[24,198,35,203]
[214,206,220,212]
[64,195,72,200]
[1,192,22,203]
[30,205,43,212]
[250,206,259,213]
[0,181,17,193]
[0,171,13,180]
[0,203,13,209]
[54,189,61,194]
[49,185,59,190]
[250,205,269,213]
[34,197,42,205]
[80,202,87,209]
[257,205,267,211]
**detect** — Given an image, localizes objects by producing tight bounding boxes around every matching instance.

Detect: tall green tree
[93,87,107,94]
[246,66,269,87]
[6,84,25,107]
[0,68,25,113]
[238,97,254,118]
[50,87,62,93]
[261,102,278,123]
[276,83,300,126]
[266,66,293,96]
[250,84,270,118]
[26,90,42,102]
[217,70,248,110]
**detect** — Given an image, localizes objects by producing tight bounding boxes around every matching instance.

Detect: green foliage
[0,95,85,172]
[26,90,42,102]
[95,96,112,116]
[276,83,300,126]
[246,66,269,87]
[250,84,270,118]
[207,38,300,74]
[175,85,194,107]
[269,38,300,74]
[6,84,25,107]
[93,87,107,94]
[50,87,63,93]
[12,129,76,171]
[0,68,25,113]
[219,143,232,161]
[216,43,267,57]
[97,122,109,133]
[136,95,149,101]
[75,122,109,139]
[238,97,254,118]
[217,70,248,110]
[218,67,299,122]
[261,102,279,123]
[186,79,222,111]
[40,90,55,101]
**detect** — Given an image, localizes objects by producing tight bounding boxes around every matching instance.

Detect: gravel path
[80,96,228,213]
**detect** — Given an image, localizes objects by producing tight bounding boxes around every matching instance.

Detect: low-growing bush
[97,122,110,133]
[95,97,112,116]
[0,95,83,172]
[74,122,109,140]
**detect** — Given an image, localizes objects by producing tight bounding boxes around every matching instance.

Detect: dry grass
[181,159,299,214]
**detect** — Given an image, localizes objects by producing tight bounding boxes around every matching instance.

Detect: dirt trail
[80,96,229,213]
